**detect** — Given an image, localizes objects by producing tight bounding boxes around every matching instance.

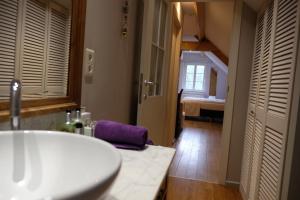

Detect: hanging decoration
[122,0,129,38]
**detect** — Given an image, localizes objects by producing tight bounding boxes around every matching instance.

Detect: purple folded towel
[95,120,149,150]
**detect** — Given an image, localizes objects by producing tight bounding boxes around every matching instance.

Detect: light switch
[84,48,95,77]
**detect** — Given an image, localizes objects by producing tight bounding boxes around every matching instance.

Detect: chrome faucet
[10,79,22,130]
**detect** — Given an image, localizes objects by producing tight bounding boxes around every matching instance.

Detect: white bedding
[181,96,225,104]
[181,96,225,117]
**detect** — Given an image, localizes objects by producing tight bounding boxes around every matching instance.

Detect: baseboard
[225,180,240,188]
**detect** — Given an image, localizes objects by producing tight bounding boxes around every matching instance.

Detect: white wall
[216,72,227,99]
[224,3,257,183]
[179,51,227,99]
[182,14,200,38]
[81,0,137,123]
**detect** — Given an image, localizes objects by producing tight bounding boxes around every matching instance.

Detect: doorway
[167,1,232,184]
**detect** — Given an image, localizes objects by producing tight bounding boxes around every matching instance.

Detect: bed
[181,96,225,117]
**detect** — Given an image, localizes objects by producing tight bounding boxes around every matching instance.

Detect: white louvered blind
[45,2,71,98]
[258,3,274,111]
[240,0,300,199]
[0,0,71,101]
[240,13,265,199]
[240,111,255,198]
[249,3,275,200]
[248,120,263,200]
[257,0,300,199]
[249,15,264,107]
[20,0,47,99]
[0,0,19,100]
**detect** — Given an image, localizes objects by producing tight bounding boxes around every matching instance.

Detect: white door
[240,0,300,199]
[137,0,169,145]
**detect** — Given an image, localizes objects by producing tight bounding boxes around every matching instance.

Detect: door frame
[164,3,182,146]
[218,0,242,184]
[164,0,244,185]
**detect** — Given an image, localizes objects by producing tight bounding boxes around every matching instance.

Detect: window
[0,0,86,119]
[149,0,167,96]
[184,65,205,91]
[0,0,71,100]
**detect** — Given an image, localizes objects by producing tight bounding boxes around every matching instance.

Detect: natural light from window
[185,65,205,91]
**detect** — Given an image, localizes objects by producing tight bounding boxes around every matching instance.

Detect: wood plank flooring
[169,121,223,183]
[166,177,242,200]
[167,120,242,200]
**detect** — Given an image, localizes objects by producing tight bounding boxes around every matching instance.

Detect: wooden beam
[196,2,205,40]
[181,40,229,65]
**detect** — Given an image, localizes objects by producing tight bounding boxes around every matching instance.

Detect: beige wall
[209,68,217,96]
[165,3,183,146]
[182,14,199,36]
[226,3,257,183]
[81,0,137,123]
[205,2,234,57]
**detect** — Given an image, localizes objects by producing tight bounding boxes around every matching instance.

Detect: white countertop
[105,145,176,200]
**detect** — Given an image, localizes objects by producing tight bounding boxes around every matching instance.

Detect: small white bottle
[74,108,84,135]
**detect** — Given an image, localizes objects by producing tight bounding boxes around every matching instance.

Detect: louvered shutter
[19,0,48,99]
[0,0,19,100]
[248,3,275,200]
[257,0,300,199]
[240,111,255,198]
[240,14,265,199]
[45,2,71,98]
[240,0,300,199]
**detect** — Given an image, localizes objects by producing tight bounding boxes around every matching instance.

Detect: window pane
[196,74,204,81]
[155,49,164,95]
[159,2,167,47]
[152,0,160,44]
[196,65,205,74]
[186,73,194,82]
[185,82,193,90]
[149,45,158,96]
[187,65,195,73]
[195,81,203,90]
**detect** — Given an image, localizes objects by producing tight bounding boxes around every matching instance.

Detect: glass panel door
[148,0,167,97]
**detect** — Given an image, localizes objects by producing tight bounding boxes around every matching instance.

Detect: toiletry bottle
[61,110,74,133]
[81,112,92,136]
[74,108,84,135]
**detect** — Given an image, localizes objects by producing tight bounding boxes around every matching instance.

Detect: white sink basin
[0,130,122,200]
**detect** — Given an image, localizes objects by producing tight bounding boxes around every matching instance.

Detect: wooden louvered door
[0,0,19,100]
[240,13,265,200]
[19,0,48,99]
[45,2,71,98]
[240,0,300,199]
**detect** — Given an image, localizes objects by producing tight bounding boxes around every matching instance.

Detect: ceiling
[181,2,197,15]
[174,0,265,12]
[181,1,234,57]
[244,0,266,11]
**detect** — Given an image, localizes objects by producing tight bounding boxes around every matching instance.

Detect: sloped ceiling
[181,1,234,57]
[244,0,265,11]
[181,2,199,40]
[205,1,234,57]
[181,2,197,15]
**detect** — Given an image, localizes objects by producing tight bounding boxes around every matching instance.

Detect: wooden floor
[167,120,242,200]
[169,120,222,183]
[166,176,242,200]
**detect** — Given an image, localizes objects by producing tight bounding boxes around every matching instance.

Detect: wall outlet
[84,48,95,77]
